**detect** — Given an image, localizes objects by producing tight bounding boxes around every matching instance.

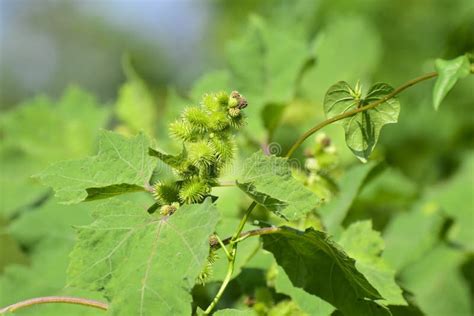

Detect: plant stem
[0,296,108,314]
[204,202,257,314]
[210,226,281,249]
[232,201,257,241]
[204,247,237,314]
[285,71,438,158]
[215,234,231,260]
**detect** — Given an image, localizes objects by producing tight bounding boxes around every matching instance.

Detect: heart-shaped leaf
[324,82,400,162]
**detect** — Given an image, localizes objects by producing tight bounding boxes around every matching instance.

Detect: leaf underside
[338,221,407,307]
[262,227,391,316]
[237,151,320,221]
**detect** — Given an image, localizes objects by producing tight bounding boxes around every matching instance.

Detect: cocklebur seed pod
[159,202,180,216]
[228,107,241,117]
[210,136,236,165]
[187,140,216,168]
[228,112,246,128]
[216,91,229,107]
[178,178,210,203]
[228,95,239,108]
[153,181,180,205]
[183,106,210,132]
[202,94,220,112]
[169,120,195,141]
[209,111,229,131]
[197,249,219,285]
[230,91,248,109]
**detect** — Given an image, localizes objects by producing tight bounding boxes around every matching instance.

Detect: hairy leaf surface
[262,227,390,316]
[324,82,400,162]
[37,131,155,204]
[433,55,471,110]
[237,151,319,220]
[68,198,219,315]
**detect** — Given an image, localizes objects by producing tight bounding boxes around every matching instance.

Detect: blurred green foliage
[0,0,473,315]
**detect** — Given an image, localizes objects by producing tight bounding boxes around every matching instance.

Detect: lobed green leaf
[37,131,155,204]
[0,87,109,217]
[338,221,407,307]
[236,151,320,221]
[68,198,219,315]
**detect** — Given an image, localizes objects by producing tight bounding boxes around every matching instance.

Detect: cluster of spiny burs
[152,91,247,215]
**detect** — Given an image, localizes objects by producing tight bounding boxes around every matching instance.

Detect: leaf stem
[0,296,108,314]
[210,226,281,249]
[204,201,257,314]
[232,201,257,241]
[215,234,232,260]
[285,71,438,158]
[203,246,237,315]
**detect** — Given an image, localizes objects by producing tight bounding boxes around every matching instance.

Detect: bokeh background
[1,0,473,315]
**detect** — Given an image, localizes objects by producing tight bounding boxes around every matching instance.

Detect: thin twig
[0,296,108,314]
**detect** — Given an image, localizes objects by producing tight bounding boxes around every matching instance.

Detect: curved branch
[0,296,108,314]
[285,71,438,158]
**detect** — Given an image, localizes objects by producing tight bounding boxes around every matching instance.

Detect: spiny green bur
[151,91,247,211]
